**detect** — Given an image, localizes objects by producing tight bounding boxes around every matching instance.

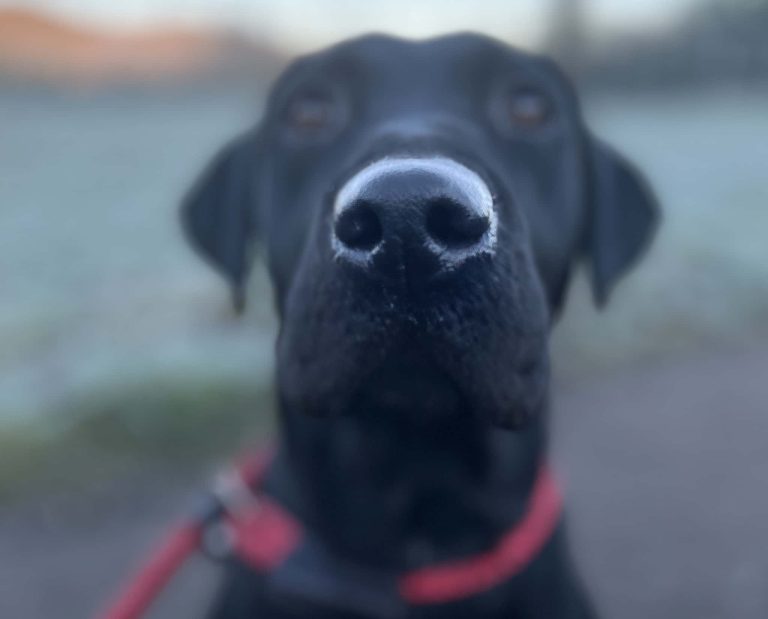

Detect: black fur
[182,33,659,619]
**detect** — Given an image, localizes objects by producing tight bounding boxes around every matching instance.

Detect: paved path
[553,345,768,619]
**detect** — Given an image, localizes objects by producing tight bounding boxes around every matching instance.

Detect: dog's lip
[346,344,467,419]
[280,319,548,427]
[337,352,548,430]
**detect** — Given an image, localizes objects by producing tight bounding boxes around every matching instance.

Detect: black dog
[182,33,659,619]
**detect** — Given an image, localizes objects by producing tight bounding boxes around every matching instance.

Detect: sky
[4,0,702,51]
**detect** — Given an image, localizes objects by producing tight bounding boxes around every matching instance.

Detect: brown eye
[285,92,335,132]
[506,88,552,128]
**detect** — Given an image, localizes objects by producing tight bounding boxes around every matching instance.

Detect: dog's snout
[332,158,496,275]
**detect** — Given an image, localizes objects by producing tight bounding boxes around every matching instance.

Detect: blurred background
[1,1,767,618]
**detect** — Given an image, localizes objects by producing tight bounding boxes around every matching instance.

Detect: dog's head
[182,34,659,428]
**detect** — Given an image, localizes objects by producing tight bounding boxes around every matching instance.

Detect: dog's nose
[332,158,496,276]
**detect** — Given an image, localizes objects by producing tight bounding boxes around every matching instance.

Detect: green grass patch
[0,376,275,502]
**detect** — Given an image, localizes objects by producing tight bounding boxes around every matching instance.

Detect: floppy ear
[585,139,660,306]
[181,133,260,312]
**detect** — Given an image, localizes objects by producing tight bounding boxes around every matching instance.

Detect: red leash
[95,451,273,619]
[97,522,204,619]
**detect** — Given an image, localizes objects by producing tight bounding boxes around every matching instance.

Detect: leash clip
[201,465,262,559]
[212,465,261,518]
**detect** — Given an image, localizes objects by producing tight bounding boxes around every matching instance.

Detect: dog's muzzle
[332,157,497,279]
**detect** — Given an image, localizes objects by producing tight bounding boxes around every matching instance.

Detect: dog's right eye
[505,89,552,128]
[283,89,342,139]
[489,83,555,137]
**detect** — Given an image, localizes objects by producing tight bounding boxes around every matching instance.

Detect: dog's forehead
[282,33,549,92]
[329,33,508,66]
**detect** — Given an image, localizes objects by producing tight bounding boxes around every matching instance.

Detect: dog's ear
[584,139,660,306]
[181,132,261,312]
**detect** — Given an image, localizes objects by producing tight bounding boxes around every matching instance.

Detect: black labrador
[182,33,659,619]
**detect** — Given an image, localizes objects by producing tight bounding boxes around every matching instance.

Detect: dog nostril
[334,201,383,251]
[425,198,490,249]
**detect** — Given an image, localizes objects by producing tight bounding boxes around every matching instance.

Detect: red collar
[96,451,562,619]
[231,453,562,605]
[398,464,561,603]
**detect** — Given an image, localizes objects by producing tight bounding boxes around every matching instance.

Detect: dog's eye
[505,88,552,128]
[285,91,336,132]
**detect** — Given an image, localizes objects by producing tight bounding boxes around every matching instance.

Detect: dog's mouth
[348,345,467,422]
